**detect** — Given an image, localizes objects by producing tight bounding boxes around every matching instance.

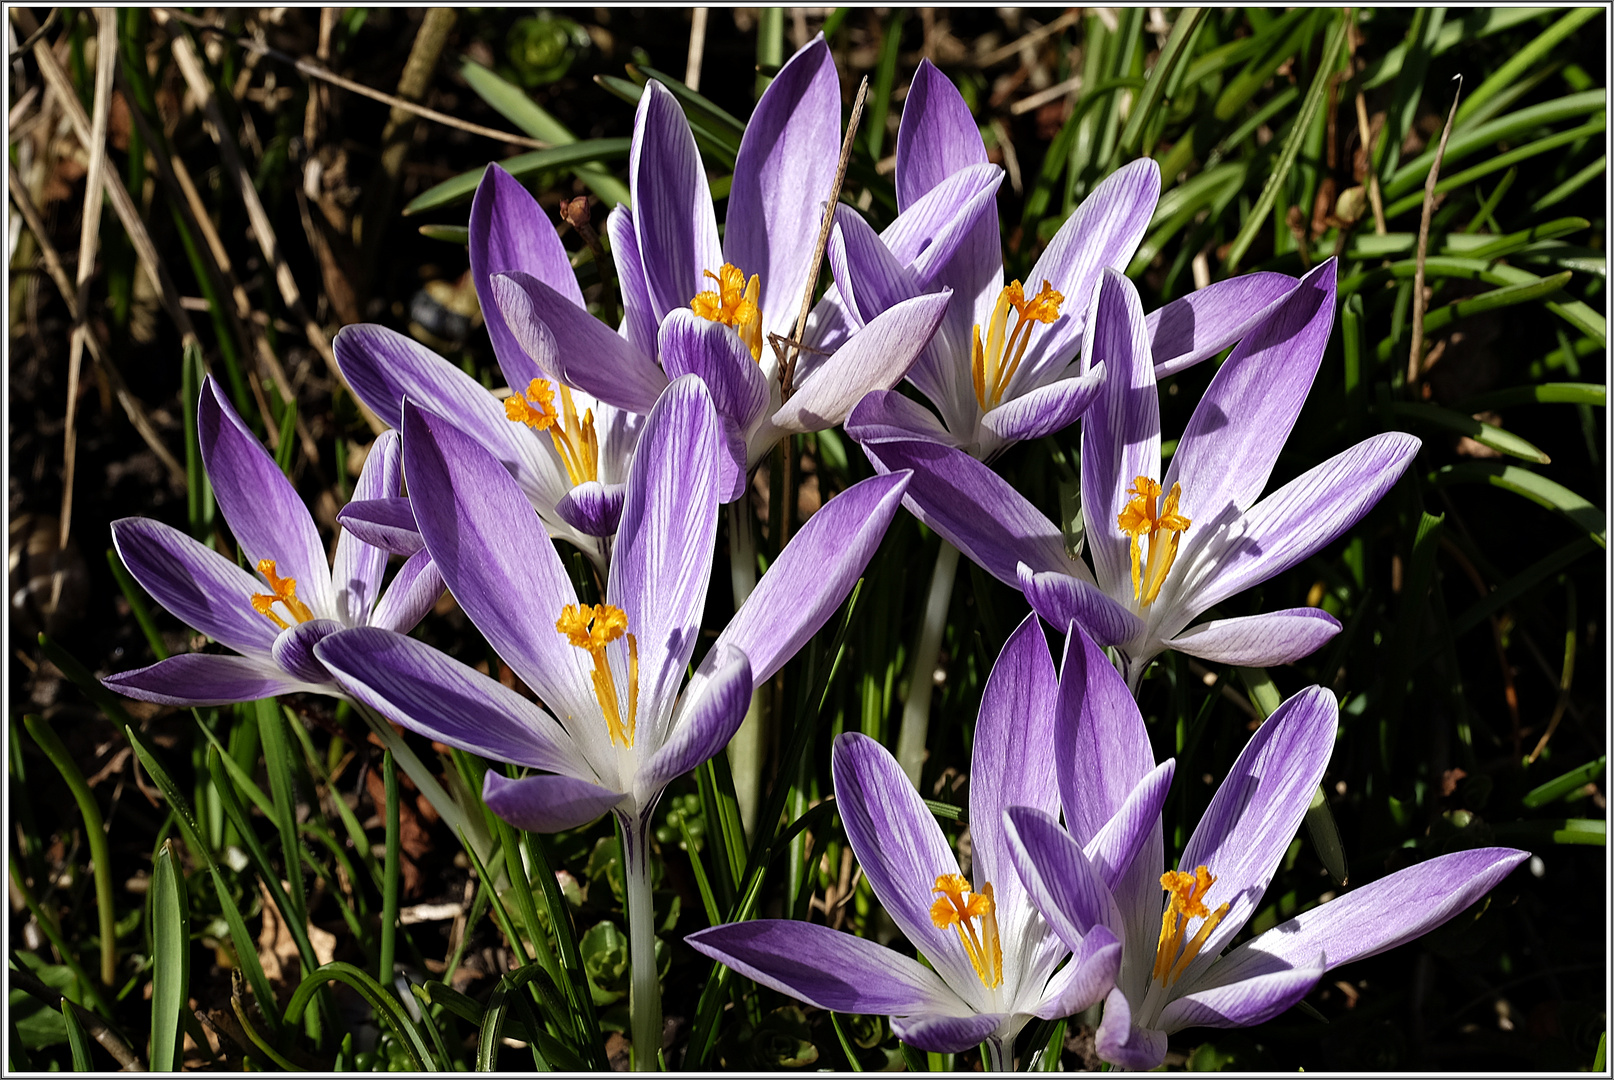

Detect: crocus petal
[979,369,1103,443]
[330,431,400,626]
[111,517,280,654]
[400,401,596,728]
[315,627,589,776]
[637,645,751,800]
[271,618,342,684]
[891,1012,1007,1056]
[1205,848,1528,983]
[659,308,768,498]
[607,205,660,361]
[367,548,444,634]
[493,271,670,414]
[1163,259,1336,525]
[860,439,1071,584]
[968,614,1059,926]
[1181,431,1422,616]
[554,481,627,538]
[1017,564,1146,650]
[844,390,961,448]
[831,732,977,990]
[1078,269,1158,596]
[1094,985,1169,1071]
[710,471,909,685]
[826,206,922,328]
[1055,623,1157,846]
[103,653,318,707]
[631,80,723,323]
[878,162,1005,270]
[1147,271,1299,378]
[198,377,334,617]
[1174,686,1338,977]
[470,163,585,390]
[686,919,965,1017]
[725,35,840,338]
[1083,758,1176,890]
[1003,806,1124,952]
[1156,952,1325,1034]
[773,291,952,434]
[1032,925,1123,1019]
[1165,608,1341,667]
[895,59,989,209]
[483,770,626,834]
[608,376,721,742]
[336,497,424,557]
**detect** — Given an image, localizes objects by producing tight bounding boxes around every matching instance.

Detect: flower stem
[620,811,661,1071]
[984,1035,1011,1072]
[896,540,960,786]
[725,499,765,834]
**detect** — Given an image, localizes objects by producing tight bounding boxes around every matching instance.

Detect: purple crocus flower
[841,60,1301,461]
[688,615,1178,1068]
[1001,624,1528,1070]
[486,37,953,497]
[102,376,443,706]
[311,375,911,1065]
[861,261,1422,686]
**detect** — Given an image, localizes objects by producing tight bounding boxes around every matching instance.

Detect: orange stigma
[929,874,1003,988]
[971,279,1063,411]
[1152,865,1230,986]
[556,603,639,748]
[250,559,315,630]
[691,263,764,361]
[505,378,600,486]
[1117,477,1191,607]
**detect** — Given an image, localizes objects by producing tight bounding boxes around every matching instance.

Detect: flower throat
[556,603,639,748]
[1117,477,1191,606]
[506,378,600,486]
[930,874,1003,988]
[1152,865,1229,987]
[251,559,314,629]
[972,279,1063,411]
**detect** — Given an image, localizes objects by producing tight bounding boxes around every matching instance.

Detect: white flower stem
[620,811,661,1071]
[984,1034,1011,1072]
[896,540,961,786]
[725,499,764,835]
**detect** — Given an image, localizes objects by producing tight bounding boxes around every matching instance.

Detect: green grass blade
[1430,463,1605,546]
[1489,818,1605,846]
[61,999,95,1071]
[283,962,437,1071]
[1455,7,1602,127]
[402,139,632,215]
[1533,155,1606,213]
[1387,401,1553,464]
[105,548,167,660]
[1116,8,1205,161]
[1373,8,1445,182]
[149,840,191,1073]
[865,9,906,161]
[1455,382,1605,413]
[379,750,400,985]
[256,698,310,928]
[1381,114,1605,218]
[1523,756,1606,808]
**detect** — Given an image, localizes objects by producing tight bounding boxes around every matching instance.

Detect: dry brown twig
[1409,77,1463,390]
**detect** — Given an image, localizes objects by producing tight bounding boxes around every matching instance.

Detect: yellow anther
[506,378,600,487]
[1152,865,1230,985]
[250,559,315,630]
[556,603,638,748]
[1117,477,1192,607]
[971,279,1064,412]
[691,263,764,361]
[929,874,1003,988]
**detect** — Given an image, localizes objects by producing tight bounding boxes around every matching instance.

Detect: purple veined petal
[111,517,281,654]
[608,376,721,736]
[330,431,400,626]
[554,480,627,538]
[710,471,909,685]
[687,920,964,1017]
[1173,686,1338,980]
[1094,985,1169,1070]
[103,653,319,707]
[980,367,1103,444]
[895,58,989,210]
[1017,564,1146,650]
[271,618,343,684]
[197,377,335,618]
[400,401,597,727]
[827,205,922,329]
[879,162,1005,269]
[1204,848,1528,988]
[483,770,626,834]
[659,307,770,448]
[1003,806,1125,953]
[1083,758,1175,891]
[637,645,751,798]
[367,548,444,634]
[1156,951,1325,1034]
[1055,621,1157,846]
[1166,607,1342,667]
[726,35,840,340]
[1016,159,1160,385]
[631,80,723,323]
[316,627,591,777]
[337,497,423,557]
[1163,259,1337,526]
[1032,924,1123,1020]
[891,1011,1006,1055]
[831,732,978,990]
[470,163,585,390]
[968,614,1059,925]
[1147,271,1300,378]
[1181,431,1422,616]
[492,271,670,415]
[1079,269,1159,597]
[774,291,952,435]
[845,390,961,448]
[607,205,660,361]
[860,439,1071,584]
